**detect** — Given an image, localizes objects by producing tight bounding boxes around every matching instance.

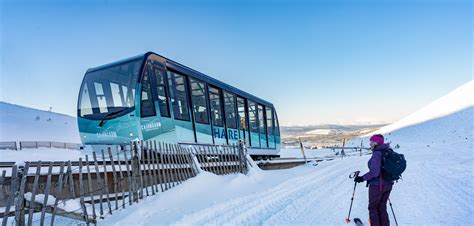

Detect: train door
[189,78,213,144]
[258,104,268,148]
[247,100,260,148]
[274,110,281,149]
[208,86,227,145]
[139,63,160,141]
[237,96,250,146]
[223,91,239,145]
[141,60,177,143]
[266,107,276,148]
[167,71,195,143]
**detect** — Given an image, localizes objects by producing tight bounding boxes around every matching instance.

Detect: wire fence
[0,140,249,226]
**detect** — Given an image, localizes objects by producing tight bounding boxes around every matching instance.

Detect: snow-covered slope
[0,102,80,143]
[99,81,474,225]
[375,80,473,136]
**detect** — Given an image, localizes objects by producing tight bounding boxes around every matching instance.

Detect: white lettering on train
[141,122,161,131]
[96,131,117,138]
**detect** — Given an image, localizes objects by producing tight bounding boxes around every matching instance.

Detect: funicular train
[77,52,280,159]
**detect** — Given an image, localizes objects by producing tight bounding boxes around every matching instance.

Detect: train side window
[153,67,170,117]
[237,97,248,131]
[223,91,237,129]
[190,78,209,124]
[258,105,266,135]
[266,107,274,136]
[168,71,191,121]
[209,86,223,127]
[248,100,259,133]
[274,111,280,135]
[140,70,156,118]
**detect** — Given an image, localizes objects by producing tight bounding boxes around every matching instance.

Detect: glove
[354,176,364,183]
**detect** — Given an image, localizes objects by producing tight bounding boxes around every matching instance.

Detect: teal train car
[77,52,281,159]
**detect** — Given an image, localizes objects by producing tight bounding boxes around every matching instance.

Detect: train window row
[145,62,279,148]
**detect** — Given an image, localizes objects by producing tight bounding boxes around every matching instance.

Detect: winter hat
[369,134,384,145]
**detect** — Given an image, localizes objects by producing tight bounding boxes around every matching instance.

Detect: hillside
[0,102,80,143]
[376,80,472,135]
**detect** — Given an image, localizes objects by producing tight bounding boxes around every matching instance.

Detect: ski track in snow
[173,160,356,225]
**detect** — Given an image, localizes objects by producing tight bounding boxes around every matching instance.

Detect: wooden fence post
[147,142,158,194]
[215,146,223,175]
[238,140,247,174]
[122,150,133,206]
[140,142,149,197]
[203,147,210,173]
[92,152,104,216]
[137,142,145,199]
[178,145,188,181]
[66,161,75,199]
[231,146,237,173]
[177,146,190,180]
[172,145,183,184]
[189,147,199,176]
[116,150,126,209]
[214,146,222,175]
[100,150,113,214]
[218,146,225,175]
[226,146,233,174]
[15,162,30,226]
[39,162,53,226]
[224,146,230,174]
[165,144,175,188]
[144,142,154,195]
[3,165,18,226]
[50,162,65,226]
[84,155,96,220]
[107,148,119,210]
[158,143,168,191]
[179,146,189,181]
[78,158,90,225]
[131,142,140,202]
[152,141,164,192]
[27,162,41,226]
[150,141,158,193]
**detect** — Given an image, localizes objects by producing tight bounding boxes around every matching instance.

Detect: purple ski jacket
[362,143,394,185]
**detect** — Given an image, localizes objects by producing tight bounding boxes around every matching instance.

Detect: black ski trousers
[368,184,392,226]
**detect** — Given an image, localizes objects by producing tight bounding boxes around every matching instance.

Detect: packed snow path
[173,159,359,225]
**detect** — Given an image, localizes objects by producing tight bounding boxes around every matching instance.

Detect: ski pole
[346,171,360,224]
[388,198,398,226]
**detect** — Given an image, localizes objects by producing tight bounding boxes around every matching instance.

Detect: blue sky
[1,0,472,126]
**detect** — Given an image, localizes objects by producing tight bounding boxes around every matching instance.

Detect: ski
[353,218,364,226]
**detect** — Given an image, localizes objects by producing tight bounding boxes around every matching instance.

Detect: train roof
[86,52,274,108]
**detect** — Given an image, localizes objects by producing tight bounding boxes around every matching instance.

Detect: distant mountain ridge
[281,123,386,134]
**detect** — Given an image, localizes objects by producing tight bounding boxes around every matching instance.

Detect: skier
[354,134,394,226]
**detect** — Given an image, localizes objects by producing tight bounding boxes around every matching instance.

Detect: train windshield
[78,59,142,120]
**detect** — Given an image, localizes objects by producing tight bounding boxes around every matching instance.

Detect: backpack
[381,148,406,181]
